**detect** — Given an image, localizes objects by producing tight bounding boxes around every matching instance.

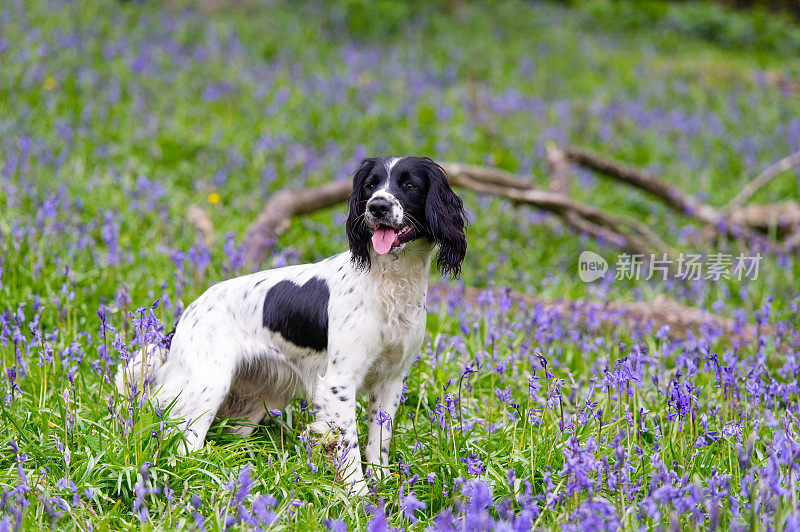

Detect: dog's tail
[114,329,174,396]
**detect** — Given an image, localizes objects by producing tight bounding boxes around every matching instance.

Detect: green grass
[1,0,799,529]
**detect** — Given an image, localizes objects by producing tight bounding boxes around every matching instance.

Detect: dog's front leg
[365,377,404,481]
[310,375,366,494]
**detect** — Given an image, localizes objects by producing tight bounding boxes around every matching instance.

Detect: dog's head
[346,156,467,277]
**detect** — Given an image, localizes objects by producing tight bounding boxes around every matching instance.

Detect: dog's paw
[306,426,343,460]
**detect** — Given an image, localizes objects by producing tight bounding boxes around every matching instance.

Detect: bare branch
[563,145,717,221]
[243,180,351,264]
[725,150,800,211]
[442,162,673,257]
[728,201,800,235]
[563,144,782,251]
[438,161,533,189]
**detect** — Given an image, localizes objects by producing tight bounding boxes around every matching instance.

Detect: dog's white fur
[117,193,438,494]
[117,156,466,494]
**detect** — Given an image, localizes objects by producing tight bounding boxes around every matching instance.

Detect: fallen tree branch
[727,201,800,236]
[243,161,674,265]
[562,145,783,250]
[438,161,533,190]
[441,163,672,257]
[725,150,800,211]
[244,180,351,264]
[563,145,716,219]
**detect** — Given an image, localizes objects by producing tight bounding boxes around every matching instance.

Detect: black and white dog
[117,156,466,493]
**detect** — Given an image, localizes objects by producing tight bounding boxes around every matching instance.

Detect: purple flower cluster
[425,286,800,529]
[218,465,279,530]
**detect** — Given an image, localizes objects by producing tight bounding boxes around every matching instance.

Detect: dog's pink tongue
[371,228,396,254]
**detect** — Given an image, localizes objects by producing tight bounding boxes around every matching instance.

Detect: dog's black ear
[346,158,376,270]
[423,159,467,278]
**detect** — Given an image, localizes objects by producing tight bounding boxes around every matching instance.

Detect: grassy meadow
[1,0,800,529]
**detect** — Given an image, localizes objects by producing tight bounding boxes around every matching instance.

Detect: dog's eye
[365,183,376,190]
[403,182,415,190]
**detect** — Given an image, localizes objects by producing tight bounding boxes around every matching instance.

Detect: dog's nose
[368,199,391,219]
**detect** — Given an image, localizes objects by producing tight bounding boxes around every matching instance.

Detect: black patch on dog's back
[262,277,329,351]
